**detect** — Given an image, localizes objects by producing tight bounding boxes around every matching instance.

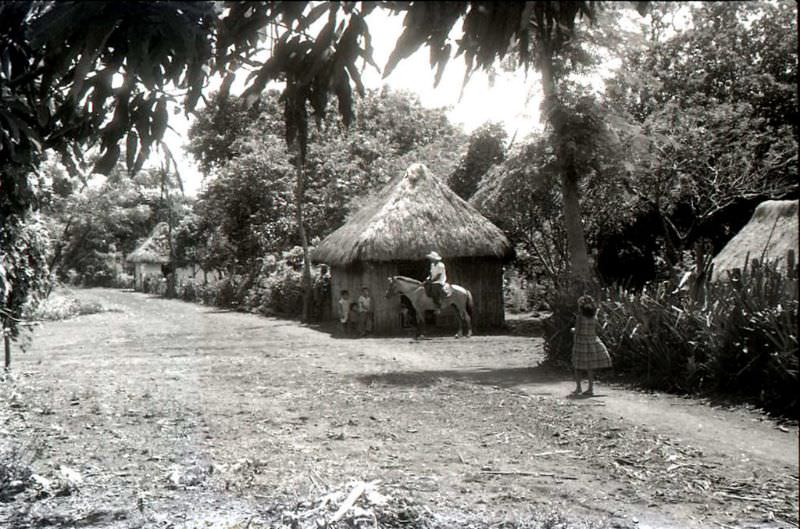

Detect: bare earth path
[1,288,797,528]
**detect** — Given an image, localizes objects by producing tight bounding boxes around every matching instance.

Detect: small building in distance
[127,222,207,292]
[313,163,512,335]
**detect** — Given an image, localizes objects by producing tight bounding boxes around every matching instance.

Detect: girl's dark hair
[578,295,597,317]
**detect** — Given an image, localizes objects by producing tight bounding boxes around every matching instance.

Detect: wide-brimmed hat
[425,251,442,261]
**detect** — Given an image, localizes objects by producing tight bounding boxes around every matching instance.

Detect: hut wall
[447,257,505,330]
[329,257,505,334]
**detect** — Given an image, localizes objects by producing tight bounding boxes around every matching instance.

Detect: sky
[164,6,655,196]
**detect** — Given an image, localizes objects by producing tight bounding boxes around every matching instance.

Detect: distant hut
[127,222,172,291]
[711,200,799,281]
[313,163,512,334]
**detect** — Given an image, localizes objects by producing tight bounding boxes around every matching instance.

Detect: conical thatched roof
[127,222,171,264]
[711,200,799,281]
[313,163,512,266]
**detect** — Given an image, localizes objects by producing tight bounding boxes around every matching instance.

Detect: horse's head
[385,276,398,299]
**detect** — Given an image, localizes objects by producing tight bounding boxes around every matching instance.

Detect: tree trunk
[162,170,177,299]
[293,141,312,323]
[560,171,591,284]
[540,47,592,288]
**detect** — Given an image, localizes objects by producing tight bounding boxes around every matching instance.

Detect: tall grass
[543,261,798,416]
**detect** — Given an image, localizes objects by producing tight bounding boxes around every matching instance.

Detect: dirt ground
[1,288,797,529]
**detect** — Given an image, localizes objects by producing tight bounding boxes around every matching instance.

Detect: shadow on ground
[356,365,570,390]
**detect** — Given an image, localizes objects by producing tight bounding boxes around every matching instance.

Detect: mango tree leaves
[2,1,216,179]
[227,2,377,156]
[382,2,612,92]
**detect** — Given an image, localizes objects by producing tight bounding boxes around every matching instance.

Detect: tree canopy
[186,87,467,277]
[601,0,798,277]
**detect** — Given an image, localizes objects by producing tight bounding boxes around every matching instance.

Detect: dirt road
[1,288,797,528]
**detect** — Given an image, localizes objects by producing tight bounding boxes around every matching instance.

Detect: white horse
[385,276,474,338]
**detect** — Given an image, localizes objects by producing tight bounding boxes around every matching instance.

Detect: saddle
[423,280,452,298]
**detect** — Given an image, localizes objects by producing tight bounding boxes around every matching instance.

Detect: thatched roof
[313,163,512,266]
[711,200,798,281]
[127,222,171,264]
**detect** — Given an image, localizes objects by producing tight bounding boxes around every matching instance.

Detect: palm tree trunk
[540,47,592,287]
[162,170,177,299]
[293,141,312,323]
[560,171,591,283]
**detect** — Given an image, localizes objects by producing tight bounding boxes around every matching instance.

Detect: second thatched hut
[313,163,512,334]
[711,199,799,281]
[128,222,210,292]
[127,222,172,291]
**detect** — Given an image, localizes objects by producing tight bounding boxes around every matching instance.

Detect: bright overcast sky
[165,7,655,196]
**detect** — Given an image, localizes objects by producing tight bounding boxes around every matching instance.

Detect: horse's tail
[466,291,474,318]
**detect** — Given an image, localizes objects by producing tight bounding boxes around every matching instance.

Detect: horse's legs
[459,301,472,338]
[414,305,426,339]
[452,303,463,338]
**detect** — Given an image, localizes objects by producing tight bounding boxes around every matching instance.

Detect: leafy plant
[0,444,35,501]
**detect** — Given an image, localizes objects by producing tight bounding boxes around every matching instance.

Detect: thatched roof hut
[128,222,171,292]
[314,163,512,334]
[711,199,798,281]
[315,163,511,264]
[128,222,171,264]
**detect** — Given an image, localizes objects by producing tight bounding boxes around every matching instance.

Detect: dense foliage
[476,1,798,290]
[599,0,798,282]
[473,91,631,285]
[4,1,643,334]
[448,122,507,201]
[40,161,189,287]
[187,88,466,278]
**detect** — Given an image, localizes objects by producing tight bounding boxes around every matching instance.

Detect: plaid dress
[572,314,612,370]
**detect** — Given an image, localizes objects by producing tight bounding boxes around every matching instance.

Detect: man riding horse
[425,250,448,309]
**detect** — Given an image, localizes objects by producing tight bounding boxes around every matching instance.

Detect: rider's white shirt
[429,261,447,284]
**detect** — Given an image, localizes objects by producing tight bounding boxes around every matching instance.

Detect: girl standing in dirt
[571,295,612,396]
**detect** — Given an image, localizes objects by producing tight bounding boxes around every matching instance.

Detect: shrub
[541,286,582,369]
[179,280,197,302]
[142,274,162,294]
[32,291,118,321]
[113,273,134,289]
[213,277,239,308]
[0,444,35,501]
[32,293,81,321]
[173,246,328,319]
[243,248,323,318]
[262,265,304,316]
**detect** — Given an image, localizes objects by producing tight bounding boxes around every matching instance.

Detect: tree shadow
[357,364,571,390]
